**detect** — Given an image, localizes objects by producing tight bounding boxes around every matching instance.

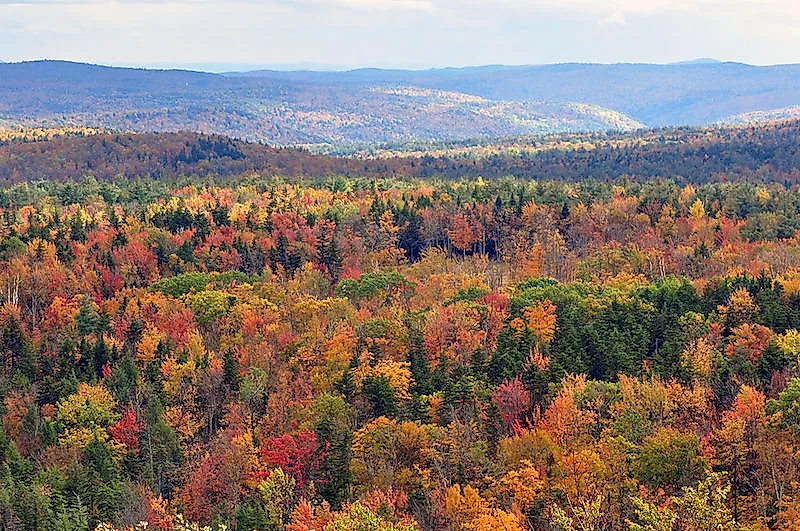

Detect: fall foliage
[4,126,800,530]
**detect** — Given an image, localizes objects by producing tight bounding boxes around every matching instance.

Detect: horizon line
[3,57,796,74]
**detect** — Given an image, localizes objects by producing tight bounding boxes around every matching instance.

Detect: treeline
[3,120,800,184]
[1,176,800,530]
[0,127,107,146]
[0,133,353,183]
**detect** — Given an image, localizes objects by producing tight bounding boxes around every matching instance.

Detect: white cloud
[600,10,627,26]
[0,0,435,7]
[1,0,800,66]
[301,0,434,10]
[0,0,797,19]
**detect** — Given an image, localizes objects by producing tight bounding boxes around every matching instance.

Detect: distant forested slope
[0,61,641,145]
[236,61,800,126]
[2,60,800,146]
[1,120,800,185]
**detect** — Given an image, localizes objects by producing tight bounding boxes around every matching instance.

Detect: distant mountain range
[238,62,800,126]
[1,60,799,146]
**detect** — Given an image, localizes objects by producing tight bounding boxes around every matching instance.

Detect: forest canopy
[2,119,800,185]
[2,123,800,530]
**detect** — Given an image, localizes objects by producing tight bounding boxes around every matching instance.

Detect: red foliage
[181,454,224,524]
[492,377,531,432]
[108,408,143,455]
[99,266,124,299]
[260,429,328,487]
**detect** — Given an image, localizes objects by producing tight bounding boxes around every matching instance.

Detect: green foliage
[335,272,414,306]
[187,290,235,325]
[362,375,398,418]
[0,236,26,260]
[151,272,210,297]
[631,430,704,491]
[767,377,800,433]
[75,297,102,337]
[324,502,416,531]
[626,496,676,531]
[313,394,356,508]
[257,468,296,529]
[443,287,490,306]
[673,473,742,531]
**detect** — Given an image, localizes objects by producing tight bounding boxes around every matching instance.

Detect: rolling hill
[1,60,800,146]
[0,61,641,146]
[238,62,800,127]
[2,119,800,185]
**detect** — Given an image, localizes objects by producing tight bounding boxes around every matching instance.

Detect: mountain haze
[0,61,640,145]
[239,62,800,126]
[1,60,799,145]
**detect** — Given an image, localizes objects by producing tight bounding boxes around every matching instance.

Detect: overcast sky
[2,0,800,70]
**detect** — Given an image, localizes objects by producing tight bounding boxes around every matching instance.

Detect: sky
[1,0,800,70]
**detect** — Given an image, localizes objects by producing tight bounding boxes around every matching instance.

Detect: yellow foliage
[613,374,672,427]
[57,383,118,427]
[26,237,58,264]
[311,326,357,391]
[681,337,716,379]
[60,425,109,450]
[522,299,557,345]
[351,417,436,491]
[467,509,525,531]
[718,287,758,326]
[161,354,199,405]
[492,460,545,512]
[777,329,800,363]
[779,273,800,298]
[689,199,706,219]
[657,204,677,240]
[186,333,207,361]
[497,428,558,470]
[137,326,165,363]
[555,448,608,505]
[56,383,121,451]
[164,405,202,444]
[354,359,413,400]
[445,484,487,529]
[679,184,697,207]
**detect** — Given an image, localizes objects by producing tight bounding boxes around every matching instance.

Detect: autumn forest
[3,122,800,531]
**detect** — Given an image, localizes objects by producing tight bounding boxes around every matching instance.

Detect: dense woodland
[2,120,800,185]
[4,125,800,530]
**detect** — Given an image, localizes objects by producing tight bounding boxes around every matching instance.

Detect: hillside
[4,127,800,531]
[3,60,800,147]
[720,105,800,125]
[234,61,800,126]
[2,120,800,185]
[0,61,641,146]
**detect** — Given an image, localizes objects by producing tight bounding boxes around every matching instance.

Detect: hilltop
[0,61,640,146]
[239,61,800,127]
[2,60,800,146]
